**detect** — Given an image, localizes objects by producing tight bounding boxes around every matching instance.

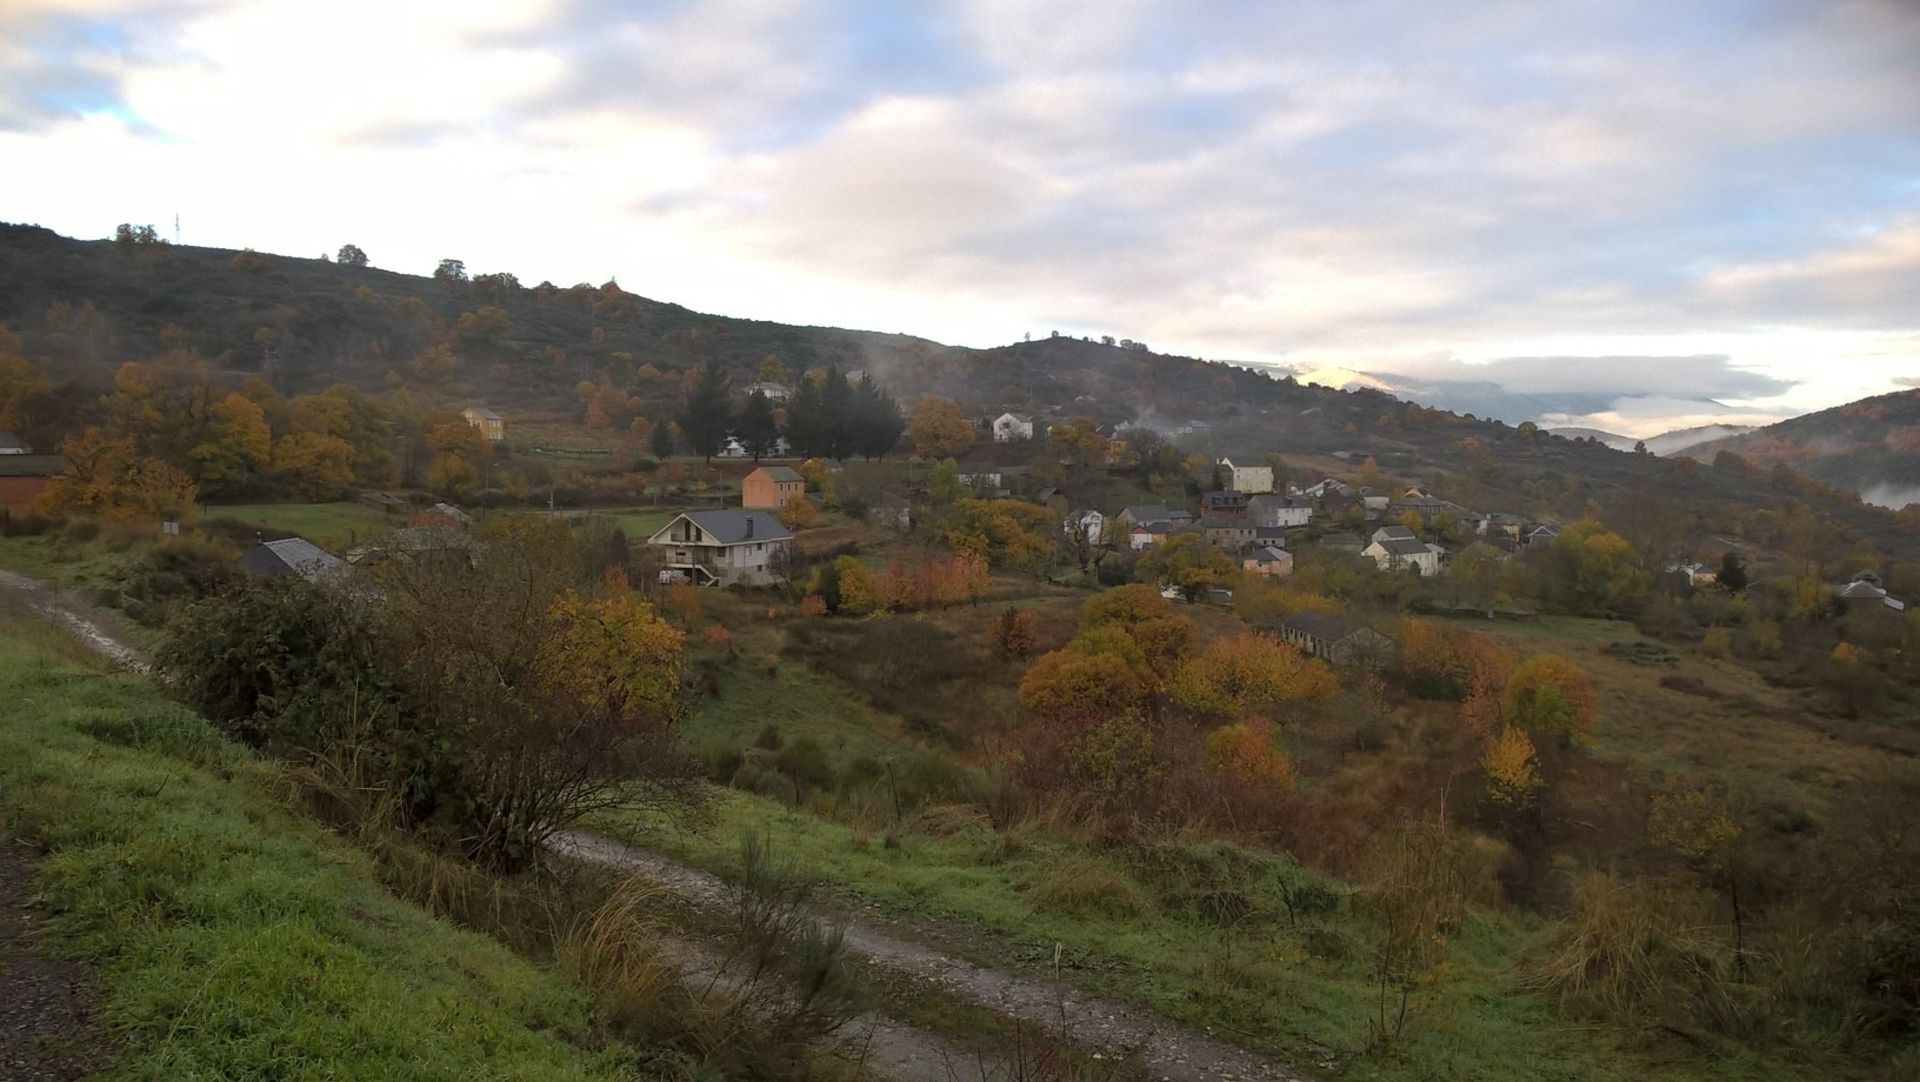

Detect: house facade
[1220,458,1274,494]
[1063,509,1104,545]
[742,465,806,509]
[647,510,793,587]
[1243,546,1294,578]
[991,412,1034,442]
[1249,494,1313,528]
[462,406,505,442]
[1364,536,1441,576]
[1199,491,1249,518]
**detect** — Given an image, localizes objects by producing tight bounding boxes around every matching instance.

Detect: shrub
[1029,863,1153,919]
[991,606,1038,661]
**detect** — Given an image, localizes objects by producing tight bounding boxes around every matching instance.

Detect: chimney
[745,515,754,539]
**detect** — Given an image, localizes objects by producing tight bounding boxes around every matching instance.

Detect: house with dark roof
[1318,532,1365,555]
[646,510,793,587]
[742,465,806,509]
[1243,546,1294,578]
[461,405,504,442]
[1201,517,1257,549]
[0,453,67,513]
[1267,613,1394,665]
[238,537,343,582]
[1249,493,1313,528]
[1199,490,1249,518]
[0,431,27,454]
[1365,535,1441,576]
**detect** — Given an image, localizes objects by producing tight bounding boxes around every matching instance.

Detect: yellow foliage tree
[1171,634,1335,719]
[1206,718,1294,787]
[1481,726,1542,806]
[907,396,976,459]
[539,591,685,721]
[1018,649,1149,728]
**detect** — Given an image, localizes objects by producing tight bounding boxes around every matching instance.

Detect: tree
[186,392,271,496]
[1206,718,1293,787]
[1717,551,1748,592]
[1355,457,1382,489]
[848,374,904,459]
[1501,655,1598,746]
[736,390,780,461]
[434,258,468,283]
[272,431,356,500]
[1136,533,1236,601]
[908,396,975,459]
[1649,782,1748,972]
[939,498,1058,575]
[1481,726,1542,807]
[1049,417,1110,477]
[1542,520,1651,616]
[41,428,199,521]
[679,364,734,462]
[928,457,962,504]
[649,415,675,459]
[1170,634,1335,719]
[1017,649,1148,728]
[991,607,1038,660]
[337,244,369,267]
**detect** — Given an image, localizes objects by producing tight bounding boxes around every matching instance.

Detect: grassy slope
[0,608,641,1080]
[204,501,400,548]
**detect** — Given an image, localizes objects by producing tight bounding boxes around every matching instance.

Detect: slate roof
[0,454,66,477]
[1250,546,1292,563]
[240,537,343,581]
[754,466,804,483]
[1372,537,1433,557]
[664,510,793,545]
[1373,525,1418,542]
[1319,532,1365,549]
[0,431,26,451]
[463,405,501,419]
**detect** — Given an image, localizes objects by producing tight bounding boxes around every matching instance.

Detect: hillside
[1546,424,1757,456]
[1681,388,1920,509]
[1,221,1912,559]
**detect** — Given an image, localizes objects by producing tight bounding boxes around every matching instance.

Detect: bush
[1029,863,1153,919]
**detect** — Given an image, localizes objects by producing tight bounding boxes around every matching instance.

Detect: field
[0,600,645,1079]
[204,500,403,547]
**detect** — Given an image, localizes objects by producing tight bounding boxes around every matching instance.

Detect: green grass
[0,605,644,1080]
[0,531,134,588]
[204,501,400,548]
[684,658,915,769]
[597,787,1822,1082]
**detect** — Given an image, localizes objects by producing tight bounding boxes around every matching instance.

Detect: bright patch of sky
[2,0,1916,435]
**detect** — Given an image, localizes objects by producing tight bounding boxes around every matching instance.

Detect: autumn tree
[1171,634,1335,719]
[185,392,271,495]
[1136,532,1236,601]
[1650,782,1749,970]
[434,258,468,283]
[1541,520,1651,617]
[1206,718,1293,788]
[41,428,199,521]
[940,498,1058,575]
[1481,725,1542,808]
[908,396,976,459]
[1017,648,1148,728]
[272,431,357,500]
[991,607,1038,660]
[1501,655,1598,746]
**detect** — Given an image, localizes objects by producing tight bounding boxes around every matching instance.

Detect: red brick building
[0,455,65,513]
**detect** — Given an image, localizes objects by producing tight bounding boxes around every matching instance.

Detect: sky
[3,0,1917,436]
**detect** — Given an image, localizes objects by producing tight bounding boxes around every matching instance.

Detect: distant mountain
[1681,389,1920,509]
[1547,426,1634,450]
[1642,424,1757,457]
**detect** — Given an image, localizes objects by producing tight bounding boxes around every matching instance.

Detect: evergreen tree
[1717,551,1748,592]
[679,365,732,462]
[785,373,828,458]
[649,414,675,459]
[736,390,780,461]
[820,366,854,459]
[849,374,905,459]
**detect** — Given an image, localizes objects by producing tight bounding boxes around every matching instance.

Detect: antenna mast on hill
[173,213,181,245]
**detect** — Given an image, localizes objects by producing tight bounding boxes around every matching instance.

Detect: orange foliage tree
[1206,718,1294,788]
[1171,634,1336,719]
[1017,649,1148,728]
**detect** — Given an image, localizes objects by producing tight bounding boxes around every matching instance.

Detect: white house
[1364,536,1441,577]
[1249,494,1313,529]
[1063,509,1104,546]
[1371,525,1418,546]
[744,381,792,402]
[647,510,793,587]
[991,412,1034,442]
[0,431,27,455]
[1220,458,1274,494]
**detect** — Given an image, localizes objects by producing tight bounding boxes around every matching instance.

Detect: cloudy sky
[4,0,1917,435]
